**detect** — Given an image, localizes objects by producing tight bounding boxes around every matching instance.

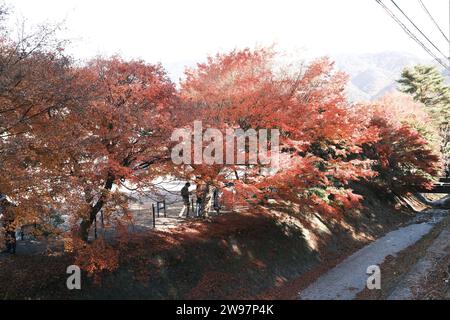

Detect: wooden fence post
[94,215,97,240]
[152,203,156,228]
[163,199,167,217]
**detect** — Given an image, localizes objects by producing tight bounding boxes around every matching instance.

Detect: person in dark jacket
[179,182,191,218]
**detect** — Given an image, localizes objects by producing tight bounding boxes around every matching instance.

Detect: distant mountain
[332,51,434,102]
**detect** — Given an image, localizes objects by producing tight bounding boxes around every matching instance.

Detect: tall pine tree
[398,65,450,155]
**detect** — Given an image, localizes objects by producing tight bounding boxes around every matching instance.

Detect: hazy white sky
[6,0,450,78]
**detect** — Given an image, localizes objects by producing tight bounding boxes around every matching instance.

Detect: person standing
[179,182,191,218]
[195,182,204,217]
[213,187,221,214]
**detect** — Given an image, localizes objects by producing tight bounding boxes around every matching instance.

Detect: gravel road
[298,209,446,300]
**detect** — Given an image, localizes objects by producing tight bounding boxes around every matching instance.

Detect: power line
[390,0,449,61]
[374,0,450,70]
[375,0,448,68]
[418,0,449,44]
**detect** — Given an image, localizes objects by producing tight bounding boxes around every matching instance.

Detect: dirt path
[387,226,450,299]
[298,209,447,300]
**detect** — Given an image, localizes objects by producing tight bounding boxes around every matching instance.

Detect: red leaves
[180,48,441,218]
[73,238,119,277]
[1,41,443,277]
[180,48,371,216]
[359,94,441,194]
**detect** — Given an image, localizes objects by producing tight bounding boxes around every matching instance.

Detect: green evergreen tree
[398,65,450,123]
[398,65,450,156]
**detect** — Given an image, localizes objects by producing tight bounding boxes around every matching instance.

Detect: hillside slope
[0,184,420,299]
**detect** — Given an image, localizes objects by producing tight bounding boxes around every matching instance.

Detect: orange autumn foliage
[359,94,441,194]
[0,36,442,276]
[180,48,379,217]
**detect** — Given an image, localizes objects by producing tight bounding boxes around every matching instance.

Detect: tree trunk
[78,199,106,241]
[199,183,214,218]
[78,173,114,241]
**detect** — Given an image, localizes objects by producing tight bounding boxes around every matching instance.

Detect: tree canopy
[0,12,442,275]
